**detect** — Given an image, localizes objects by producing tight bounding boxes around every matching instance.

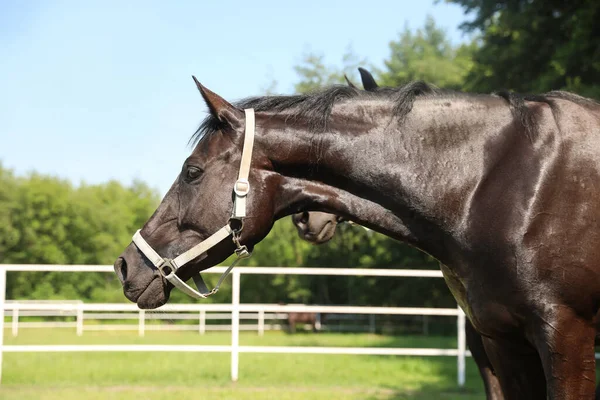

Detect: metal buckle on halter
[229,216,244,233]
[228,217,251,259]
[158,258,176,277]
[232,229,252,259]
[235,245,251,259]
[200,233,251,298]
[233,178,250,197]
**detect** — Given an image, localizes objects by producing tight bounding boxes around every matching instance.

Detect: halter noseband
[131,108,256,299]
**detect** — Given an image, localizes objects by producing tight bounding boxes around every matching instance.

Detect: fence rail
[0,264,467,386]
[3,302,452,336]
[3,305,289,336]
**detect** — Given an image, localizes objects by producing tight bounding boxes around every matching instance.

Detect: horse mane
[191,82,447,145]
[493,90,599,139]
[191,82,599,146]
[192,85,358,146]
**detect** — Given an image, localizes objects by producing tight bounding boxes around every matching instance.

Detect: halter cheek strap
[131,108,256,299]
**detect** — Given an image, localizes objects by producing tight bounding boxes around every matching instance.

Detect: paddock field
[0,328,487,400]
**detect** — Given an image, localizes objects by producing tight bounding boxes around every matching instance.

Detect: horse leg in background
[482,336,547,399]
[308,313,316,332]
[465,320,504,400]
[532,307,596,399]
[315,313,322,332]
[288,314,296,334]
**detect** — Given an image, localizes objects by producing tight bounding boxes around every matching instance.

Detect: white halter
[131,108,256,299]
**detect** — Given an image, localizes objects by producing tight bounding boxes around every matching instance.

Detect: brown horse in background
[287,311,321,333]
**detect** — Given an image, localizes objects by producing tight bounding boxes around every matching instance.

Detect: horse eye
[186,166,203,181]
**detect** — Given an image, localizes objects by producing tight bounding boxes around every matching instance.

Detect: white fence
[0,265,467,386]
[4,301,289,336]
[3,303,440,336]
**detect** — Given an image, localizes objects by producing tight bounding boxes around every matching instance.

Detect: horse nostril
[299,211,309,225]
[114,257,128,282]
[121,262,128,281]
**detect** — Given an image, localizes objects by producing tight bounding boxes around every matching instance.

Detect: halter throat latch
[231,223,251,259]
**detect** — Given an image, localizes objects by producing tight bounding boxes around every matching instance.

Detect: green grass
[0,328,486,399]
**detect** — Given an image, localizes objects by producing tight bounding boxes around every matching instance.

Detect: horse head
[114,74,396,308]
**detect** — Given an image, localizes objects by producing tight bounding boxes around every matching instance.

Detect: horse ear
[358,67,379,91]
[192,76,244,130]
[344,75,357,89]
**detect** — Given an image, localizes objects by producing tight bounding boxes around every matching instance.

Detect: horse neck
[258,96,520,259]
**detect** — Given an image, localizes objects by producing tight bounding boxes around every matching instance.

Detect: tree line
[0,162,446,307]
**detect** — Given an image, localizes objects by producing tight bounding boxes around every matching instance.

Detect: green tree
[294,46,367,93]
[293,17,476,92]
[0,164,160,302]
[380,16,476,89]
[447,0,600,98]
[0,164,19,262]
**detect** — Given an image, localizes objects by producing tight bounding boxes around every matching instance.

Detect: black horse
[115,72,600,398]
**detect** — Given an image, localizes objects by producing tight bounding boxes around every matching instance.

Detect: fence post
[258,309,264,336]
[199,310,206,335]
[0,268,7,385]
[76,303,84,336]
[139,309,145,337]
[231,270,241,382]
[12,306,18,337]
[457,306,466,387]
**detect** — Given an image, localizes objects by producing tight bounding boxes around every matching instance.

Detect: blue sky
[1,0,469,195]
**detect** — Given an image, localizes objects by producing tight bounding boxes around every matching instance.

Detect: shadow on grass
[361,334,485,400]
[366,386,483,400]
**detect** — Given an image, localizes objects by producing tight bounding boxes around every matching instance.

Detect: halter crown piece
[131,108,256,299]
